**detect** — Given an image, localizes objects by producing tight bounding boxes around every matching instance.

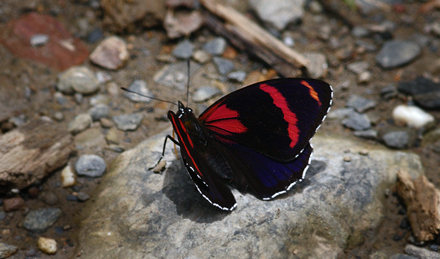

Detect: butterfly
[156,78,333,211]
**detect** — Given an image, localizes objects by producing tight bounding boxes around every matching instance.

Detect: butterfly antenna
[120,87,177,106]
[186,59,190,107]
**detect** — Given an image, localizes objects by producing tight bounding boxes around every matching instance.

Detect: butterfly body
[166,78,332,211]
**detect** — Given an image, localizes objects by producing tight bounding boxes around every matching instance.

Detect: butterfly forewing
[199,78,332,162]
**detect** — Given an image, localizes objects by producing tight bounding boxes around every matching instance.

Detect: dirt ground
[0,0,439,258]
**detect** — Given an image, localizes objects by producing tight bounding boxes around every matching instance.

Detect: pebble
[154,61,201,89]
[87,27,103,43]
[53,112,64,121]
[213,57,234,75]
[352,26,370,38]
[28,187,39,198]
[0,242,18,258]
[392,105,434,128]
[75,128,106,147]
[57,66,100,95]
[203,37,227,55]
[380,85,398,99]
[358,150,369,156]
[378,127,417,149]
[23,208,62,233]
[358,71,372,84]
[227,71,247,83]
[172,39,194,59]
[397,76,440,96]
[342,111,371,131]
[95,71,112,84]
[113,113,144,131]
[90,94,110,106]
[38,191,59,205]
[405,244,440,259]
[303,52,328,78]
[105,127,120,145]
[75,154,106,177]
[3,197,25,212]
[421,128,440,147]
[355,39,377,52]
[327,108,354,120]
[106,145,125,153]
[343,156,351,162]
[90,36,129,70]
[54,91,68,105]
[74,93,83,104]
[0,212,6,221]
[250,0,304,31]
[88,104,110,121]
[192,50,212,63]
[123,80,153,103]
[61,164,76,188]
[346,95,377,113]
[156,53,177,63]
[67,194,78,201]
[192,86,222,103]
[100,118,114,128]
[68,113,92,134]
[77,192,90,202]
[353,129,378,140]
[37,236,57,255]
[347,61,369,74]
[30,34,49,47]
[375,40,421,69]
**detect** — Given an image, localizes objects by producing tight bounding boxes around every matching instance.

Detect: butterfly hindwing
[212,139,313,200]
[199,78,332,162]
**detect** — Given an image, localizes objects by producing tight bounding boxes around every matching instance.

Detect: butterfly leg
[148,135,180,172]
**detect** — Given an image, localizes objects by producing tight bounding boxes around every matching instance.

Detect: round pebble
[227,71,247,83]
[192,86,222,103]
[192,50,211,63]
[203,37,227,55]
[77,192,90,202]
[88,104,110,121]
[75,154,106,177]
[53,112,64,121]
[123,80,153,103]
[37,237,57,255]
[392,104,434,129]
[172,39,194,59]
[30,34,49,47]
[57,66,100,94]
[39,191,59,205]
[113,113,144,131]
[213,57,234,75]
[68,113,92,134]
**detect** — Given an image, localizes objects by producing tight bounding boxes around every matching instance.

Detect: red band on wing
[301,80,322,106]
[201,102,247,135]
[260,84,299,148]
[170,115,202,176]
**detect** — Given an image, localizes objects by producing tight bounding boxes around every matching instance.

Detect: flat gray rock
[375,40,421,69]
[75,129,423,258]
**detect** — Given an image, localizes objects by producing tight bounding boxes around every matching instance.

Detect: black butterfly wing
[211,138,313,200]
[199,78,332,162]
[168,110,237,211]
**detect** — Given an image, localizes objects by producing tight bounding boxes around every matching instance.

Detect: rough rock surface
[75,129,423,258]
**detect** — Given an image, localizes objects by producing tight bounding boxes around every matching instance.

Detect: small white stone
[61,164,76,188]
[38,237,57,255]
[392,104,434,128]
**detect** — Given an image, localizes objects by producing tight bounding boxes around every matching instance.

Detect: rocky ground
[0,0,440,258]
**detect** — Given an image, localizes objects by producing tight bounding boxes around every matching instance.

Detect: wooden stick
[200,0,310,69]
[204,14,301,77]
